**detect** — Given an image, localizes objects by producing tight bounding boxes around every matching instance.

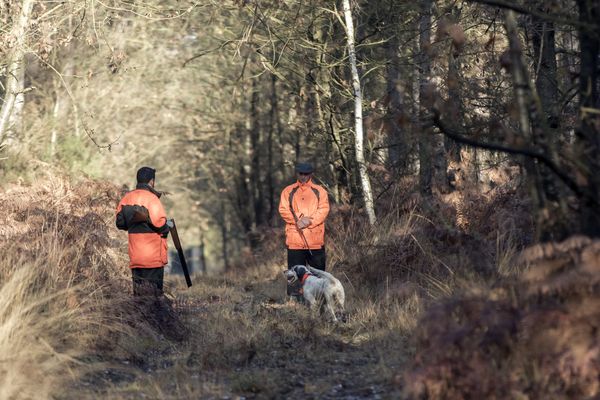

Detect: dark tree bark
[384,29,406,173]
[267,75,278,225]
[575,0,600,236]
[220,201,229,271]
[250,78,264,227]
[418,0,434,196]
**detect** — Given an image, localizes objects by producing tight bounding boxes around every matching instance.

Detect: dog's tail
[307,266,337,282]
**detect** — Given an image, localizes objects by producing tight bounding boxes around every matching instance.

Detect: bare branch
[430,107,597,205]
[467,0,598,32]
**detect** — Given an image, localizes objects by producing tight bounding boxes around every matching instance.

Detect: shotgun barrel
[169,219,192,288]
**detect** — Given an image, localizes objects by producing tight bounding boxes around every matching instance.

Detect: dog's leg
[303,291,318,313]
[324,294,338,322]
[333,292,346,323]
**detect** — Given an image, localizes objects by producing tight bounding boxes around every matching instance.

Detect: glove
[297,216,312,229]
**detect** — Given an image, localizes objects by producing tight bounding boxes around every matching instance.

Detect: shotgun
[168,219,192,288]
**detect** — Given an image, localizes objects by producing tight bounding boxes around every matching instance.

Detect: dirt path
[72,266,413,399]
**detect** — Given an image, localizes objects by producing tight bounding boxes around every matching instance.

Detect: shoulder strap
[311,187,320,201]
[289,186,300,222]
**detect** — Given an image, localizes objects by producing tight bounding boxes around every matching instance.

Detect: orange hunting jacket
[115,184,169,268]
[279,179,330,250]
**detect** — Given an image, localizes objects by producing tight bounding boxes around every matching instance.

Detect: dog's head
[283,265,309,284]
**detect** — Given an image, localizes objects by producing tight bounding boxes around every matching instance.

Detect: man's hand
[159,219,174,238]
[297,216,312,229]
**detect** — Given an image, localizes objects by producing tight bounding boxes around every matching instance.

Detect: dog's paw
[335,311,348,323]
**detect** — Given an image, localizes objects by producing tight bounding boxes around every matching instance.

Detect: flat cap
[295,162,314,174]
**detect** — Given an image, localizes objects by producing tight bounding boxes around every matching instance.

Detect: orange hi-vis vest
[278,179,330,250]
[116,184,169,268]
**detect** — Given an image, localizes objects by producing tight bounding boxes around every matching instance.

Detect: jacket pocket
[160,237,168,265]
[306,224,324,247]
[284,225,303,247]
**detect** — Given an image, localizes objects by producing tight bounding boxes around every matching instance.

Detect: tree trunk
[342,0,376,225]
[575,0,600,236]
[504,10,549,240]
[529,10,570,238]
[531,17,560,132]
[0,0,35,146]
[50,91,60,157]
[444,6,478,189]
[418,0,434,196]
[220,201,229,271]
[267,75,278,225]
[384,29,407,174]
[199,231,207,274]
[250,79,264,227]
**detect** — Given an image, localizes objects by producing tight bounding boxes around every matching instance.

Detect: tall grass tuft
[0,175,164,399]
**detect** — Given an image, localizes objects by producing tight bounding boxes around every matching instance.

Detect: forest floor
[70,265,413,400]
[10,176,598,400]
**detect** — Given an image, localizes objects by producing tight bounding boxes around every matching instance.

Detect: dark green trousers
[132,267,164,296]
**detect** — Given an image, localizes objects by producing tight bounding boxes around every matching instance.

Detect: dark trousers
[132,267,164,296]
[287,247,326,296]
[287,247,326,270]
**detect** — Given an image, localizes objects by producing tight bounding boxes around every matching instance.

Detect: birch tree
[0,0,35,147]
[341,0,376,225]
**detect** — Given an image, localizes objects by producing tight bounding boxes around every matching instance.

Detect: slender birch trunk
[50,94,60,157]
[342,0,376,225]
[0,0,35,146]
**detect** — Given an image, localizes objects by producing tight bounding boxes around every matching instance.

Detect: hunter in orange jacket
[116,167,170,296]
[279,178,330,250]
[116,186,169,268]
[279,163,329,299]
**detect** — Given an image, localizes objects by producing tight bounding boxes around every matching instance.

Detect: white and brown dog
[284,265,345,322]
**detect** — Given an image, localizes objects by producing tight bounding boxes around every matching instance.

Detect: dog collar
[298,272,312,295]
[300,273,312,284]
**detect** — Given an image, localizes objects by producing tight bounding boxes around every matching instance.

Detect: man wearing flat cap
[279,162,330,300]
[116,167,171,296]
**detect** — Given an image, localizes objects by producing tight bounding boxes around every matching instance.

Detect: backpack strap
[289,185,300,223]
[311,187,320,202]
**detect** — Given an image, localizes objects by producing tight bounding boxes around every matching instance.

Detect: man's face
[297,172,312,183]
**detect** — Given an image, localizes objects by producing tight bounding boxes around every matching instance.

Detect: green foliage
[54,135,104,178]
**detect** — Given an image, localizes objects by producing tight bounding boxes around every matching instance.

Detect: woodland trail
[72,266,410,399]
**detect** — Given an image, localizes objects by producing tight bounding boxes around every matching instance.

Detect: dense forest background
[2,0,599,269]
[1,1,600,398]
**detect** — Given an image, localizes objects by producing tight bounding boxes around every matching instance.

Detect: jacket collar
[136,183,162,198]
[296,178,313,188]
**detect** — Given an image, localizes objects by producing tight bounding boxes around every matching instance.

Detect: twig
[183,40,236,67]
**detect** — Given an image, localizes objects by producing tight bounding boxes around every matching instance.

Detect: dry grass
[93,261,416,399]
[0,175,171,400]
[402,236,600,399]
[119,181,530,399]
[3,173,569,400]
